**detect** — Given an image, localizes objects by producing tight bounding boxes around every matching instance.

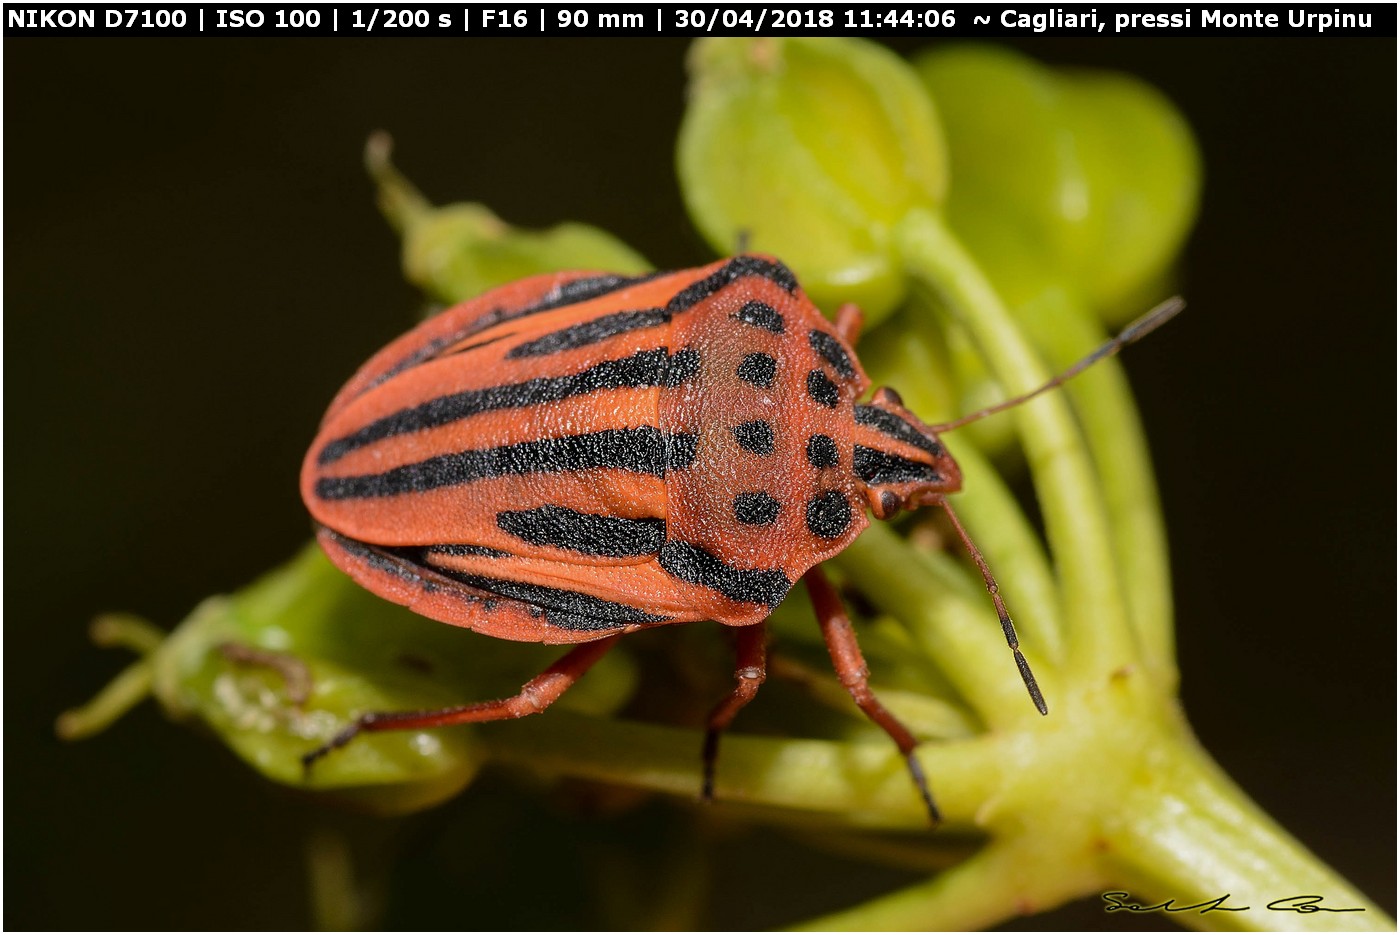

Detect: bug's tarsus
[928,297,1185,434]
[298,635,622,780]
[301,722,364,777]
[935,496,1048,716]
[701,621,768,802]
[805,565,942,825]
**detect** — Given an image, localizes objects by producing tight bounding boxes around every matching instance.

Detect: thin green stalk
[936,438,1066,665]
[790,837,1096,931]
[481,710,1008,830]
[54,656,155,741]
[896,207,1138,681]
[837,523,1059,726]
[1023,293,1178,688]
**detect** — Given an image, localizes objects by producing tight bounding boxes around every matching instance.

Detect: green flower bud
[62,544,637,816]
[679,38,947,323]
[914,45,1201,320]
[367,133,650,305]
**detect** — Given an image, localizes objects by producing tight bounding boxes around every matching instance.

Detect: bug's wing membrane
[316,527,648,645]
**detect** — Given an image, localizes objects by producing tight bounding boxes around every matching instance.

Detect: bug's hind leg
[804,565,940,824]
[701,620,768,802]
[301,634,622,776]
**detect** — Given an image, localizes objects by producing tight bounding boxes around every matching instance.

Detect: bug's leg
[301,634,622,775]
[701,620,768,802]
[834,303,864,346]
[804,565,940,824]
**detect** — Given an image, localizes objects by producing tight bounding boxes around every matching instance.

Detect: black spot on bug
[806,434,839,468]
[658,541,791,607]
[496,506,665,557]
[806,370,840,408]
[737,353,777,389]
[806,491,853,539]
[808,330,855,379]
[732,420,775,455]
[880,491,901,515]
[732,301,785,334]
[665,347,702,386]
[733,492,781,525]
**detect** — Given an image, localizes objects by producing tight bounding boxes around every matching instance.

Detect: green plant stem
[364,132,431,234]
[935,439,1066,665]
[482,710,1008,830]
[836,524,1057,726]
[54,656,155,740]
[1103,735,1392,931]
[1023,293,1178,690]
[90,612,166,654]
[896,207,1139,685]
[790,837,1094,931]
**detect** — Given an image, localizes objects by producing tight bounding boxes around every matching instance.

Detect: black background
[6,37,1395,930]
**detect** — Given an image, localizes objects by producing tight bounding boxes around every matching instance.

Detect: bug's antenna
[935,495,1048,716]
[928,297,1184,434]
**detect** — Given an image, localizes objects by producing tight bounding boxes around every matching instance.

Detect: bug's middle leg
[301,633,622,775]
[804,565,940,824]
[701,620,768,802]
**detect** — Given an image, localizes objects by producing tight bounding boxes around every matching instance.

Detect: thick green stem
[1103,735,1393,931]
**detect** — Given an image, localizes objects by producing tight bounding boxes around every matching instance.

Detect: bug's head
[850,387,962,520]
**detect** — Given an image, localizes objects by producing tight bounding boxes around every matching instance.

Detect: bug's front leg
[701,620,768,802]
[301,633,622,775]
[834,303,864,346]
[804,565,940,824]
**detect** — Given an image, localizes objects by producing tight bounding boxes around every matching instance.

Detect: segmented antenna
[937,496,1048,715]
[928,297,1185,434]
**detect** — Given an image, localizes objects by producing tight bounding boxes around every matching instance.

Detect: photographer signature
[1102,892,1366,914]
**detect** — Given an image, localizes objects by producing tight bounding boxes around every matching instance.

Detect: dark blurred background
[6,38,1394,930]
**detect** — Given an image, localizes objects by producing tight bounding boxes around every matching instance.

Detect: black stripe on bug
[496,505,665,557]
[316,427,675,499]
[658,541,791,607]
[506,309,671,358]
[318,349,677,466]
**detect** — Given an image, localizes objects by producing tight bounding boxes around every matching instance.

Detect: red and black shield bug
[300,254,1179,821]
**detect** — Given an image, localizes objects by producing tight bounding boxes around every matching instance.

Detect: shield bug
[300,254,1179,820]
